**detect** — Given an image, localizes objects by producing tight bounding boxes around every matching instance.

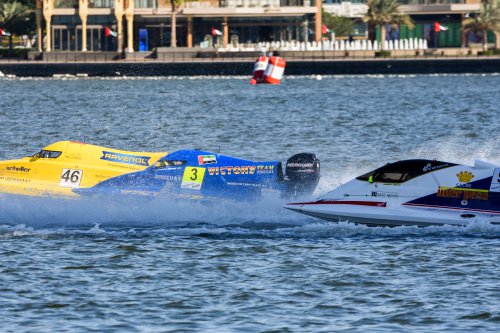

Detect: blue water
[0,74,499,332]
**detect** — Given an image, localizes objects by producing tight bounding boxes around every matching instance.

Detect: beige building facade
[36,0,322,52]
[36,0,490,53]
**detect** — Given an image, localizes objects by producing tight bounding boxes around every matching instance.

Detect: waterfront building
[35,0,488,53]
[323,0,485,47]
[36,0,321,52]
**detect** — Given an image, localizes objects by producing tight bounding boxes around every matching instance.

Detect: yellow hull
[0,141,166,197]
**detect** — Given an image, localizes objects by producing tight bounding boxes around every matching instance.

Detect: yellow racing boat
[0,141,166,198]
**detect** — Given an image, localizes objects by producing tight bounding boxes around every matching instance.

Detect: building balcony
[88,0,115,8]
[217,0,316,7]
[400,2,480,14]
[135,0,157,8]
[54,0,78,8]
[322,2,367,17]
[181,0,317,17]
[323,0,479,17]
[399,0,467,4]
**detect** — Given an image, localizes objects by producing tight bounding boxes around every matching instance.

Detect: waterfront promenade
[1,50,499,77]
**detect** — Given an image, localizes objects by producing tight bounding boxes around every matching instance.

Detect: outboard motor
[285,153,320,197]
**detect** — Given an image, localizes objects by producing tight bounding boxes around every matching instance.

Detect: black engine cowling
[285,153,320,197]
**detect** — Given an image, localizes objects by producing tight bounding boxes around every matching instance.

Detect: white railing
[215,38,429,52]
[224,0,281,8]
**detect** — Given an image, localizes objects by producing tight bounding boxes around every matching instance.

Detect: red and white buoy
[263,56,286,85]
[250,55,269,85]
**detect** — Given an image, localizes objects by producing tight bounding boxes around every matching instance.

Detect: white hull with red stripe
[285,159,500,227]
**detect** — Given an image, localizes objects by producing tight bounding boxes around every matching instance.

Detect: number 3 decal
[181,167,206,190]
[190,168,198,181]
[60,169,83,188]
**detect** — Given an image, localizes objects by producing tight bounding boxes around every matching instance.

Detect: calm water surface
[0,74,499,332]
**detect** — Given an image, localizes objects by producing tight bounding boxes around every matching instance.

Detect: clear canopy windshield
[357,159,456,183]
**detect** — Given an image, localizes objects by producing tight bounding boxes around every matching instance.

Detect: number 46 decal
[60,169,83,188]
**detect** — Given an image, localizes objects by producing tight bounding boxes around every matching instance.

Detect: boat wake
[1,192,499,239]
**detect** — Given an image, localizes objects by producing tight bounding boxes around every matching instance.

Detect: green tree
[463,0,500,51]
[362,0,414,50]
[0,1,33,35]
[322,10,354,38]
[0,1,33,52]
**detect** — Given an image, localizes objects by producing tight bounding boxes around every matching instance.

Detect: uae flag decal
[198,155,217,165]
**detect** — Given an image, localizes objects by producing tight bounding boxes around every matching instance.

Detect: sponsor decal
[100,151,150,166]
[208,166,257,176]
[198,155,217,165]
[206,165,274,176]
[155,175,182,181]
[371,191,398,198]
[456,171,474,183]
[227,182,265,188]
[0,176,31,183]
[6,166,30,173]
[257,165,275,174]
[422,163,449,172]
[287,163,314,168]
[437,187,488,201]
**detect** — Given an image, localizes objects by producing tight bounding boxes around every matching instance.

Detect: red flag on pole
[104,27,117,37]
[212,27,223,36]
[0,28,11,37]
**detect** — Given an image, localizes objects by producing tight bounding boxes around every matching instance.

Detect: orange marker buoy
[250,78,257,85]
[263,56,286,85]
[251,55,269,84]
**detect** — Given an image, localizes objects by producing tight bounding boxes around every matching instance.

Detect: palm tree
[362,0,414,50]
[0,1,31,31]
[168,0,185,48]
[322,10,354,38]
[463,0,500,51]
[0,1,32,52]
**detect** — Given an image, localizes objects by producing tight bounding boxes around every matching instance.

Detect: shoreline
[1,57,500,77]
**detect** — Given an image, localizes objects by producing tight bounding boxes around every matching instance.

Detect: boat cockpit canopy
[34,150,62,159]
[357,159,456,184]
[153,160,187,169]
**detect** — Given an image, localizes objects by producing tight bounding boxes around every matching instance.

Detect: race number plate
[181,167,206,190]
[60,169,83,188]
[490,168,500,192]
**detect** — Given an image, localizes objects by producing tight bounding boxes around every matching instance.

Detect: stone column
[36,1,43,52]
[223,16,228,48]
[187,15,192,48]
[42,0,53,52]
[115,0,124,52]
[79,0,89,51]
[125,0,134,52]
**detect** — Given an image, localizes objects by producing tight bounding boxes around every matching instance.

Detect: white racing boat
[285,159,500,227]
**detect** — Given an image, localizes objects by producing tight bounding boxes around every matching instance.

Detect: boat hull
[284,202,500,227]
